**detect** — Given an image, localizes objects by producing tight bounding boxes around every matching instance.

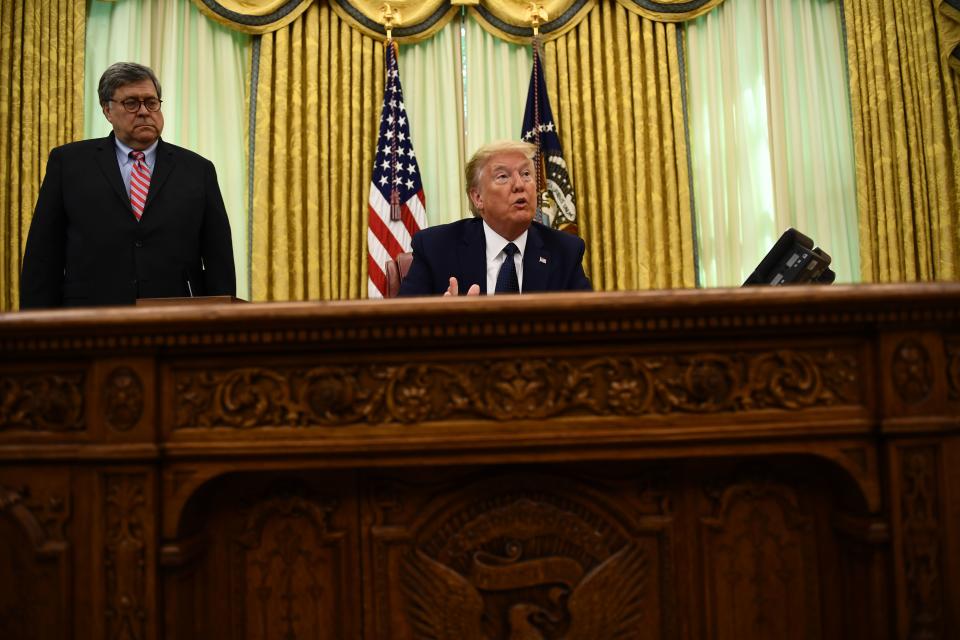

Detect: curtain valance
[190,0,729,41]
[613,0,724,22]
[191,0,959,70]
[190,0,315,34]
[466,0,597,44]
[328,1,459,42]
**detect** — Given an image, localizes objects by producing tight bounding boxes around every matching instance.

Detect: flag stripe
[367,253,387,298]
[368,206,406,259]
[367,223,391,275]
[369,187,415,249]
[398,196,424,241]
[404,191,426,233]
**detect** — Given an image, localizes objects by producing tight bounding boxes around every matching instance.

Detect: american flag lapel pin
[539,256,547,264]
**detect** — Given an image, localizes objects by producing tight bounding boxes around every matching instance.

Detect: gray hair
[98,62,162,105]
[465,140,537,216]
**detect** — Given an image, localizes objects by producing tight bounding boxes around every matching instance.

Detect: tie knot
[503,243,519,258]
[130,151,145,162]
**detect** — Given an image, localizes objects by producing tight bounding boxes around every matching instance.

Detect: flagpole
[381,4,403,221]
[527,3,548,210]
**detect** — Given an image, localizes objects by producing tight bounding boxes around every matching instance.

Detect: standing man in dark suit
[20,62,235,308]
[397,140,591,296]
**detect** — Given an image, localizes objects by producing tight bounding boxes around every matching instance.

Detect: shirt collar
[115,136,159,168]
[482,220,528,263]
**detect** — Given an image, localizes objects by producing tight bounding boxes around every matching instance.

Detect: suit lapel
[522,224,549,293]
[144,139,174,215]
[458,218,488,294]
[94,134,133,213]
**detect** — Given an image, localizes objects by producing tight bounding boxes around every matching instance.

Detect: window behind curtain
[686,0,859,287]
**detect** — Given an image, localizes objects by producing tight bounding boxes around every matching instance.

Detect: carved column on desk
[102,471,156,640]
[880,332,956,639]
[897,446,945,639]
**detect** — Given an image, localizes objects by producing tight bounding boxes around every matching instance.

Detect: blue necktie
[494,243,520,294]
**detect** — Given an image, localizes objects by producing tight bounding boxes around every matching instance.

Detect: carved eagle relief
[401,542,648,639]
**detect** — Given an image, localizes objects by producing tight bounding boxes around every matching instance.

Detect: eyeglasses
[109,97,162,113]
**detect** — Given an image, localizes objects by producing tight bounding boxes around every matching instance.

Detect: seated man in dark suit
[20,62,235,308]
[398,140,592,296]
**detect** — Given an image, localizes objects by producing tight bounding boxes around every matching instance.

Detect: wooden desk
[1,284,958,639]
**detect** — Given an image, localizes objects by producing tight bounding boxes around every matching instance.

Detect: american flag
[367,40,427,298]
[521,43,578,234]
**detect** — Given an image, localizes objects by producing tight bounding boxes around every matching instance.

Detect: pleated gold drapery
[844,0,960,282]
[251,1,382,300]
[541,1,695,290]
[252,0,694,297]
[0,0,85,311]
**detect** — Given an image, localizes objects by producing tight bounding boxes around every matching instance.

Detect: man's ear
[102,103,113,123]
[469,188,482,210]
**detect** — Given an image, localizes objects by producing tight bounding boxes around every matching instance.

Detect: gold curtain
[251,1,383,300]
[845,0,960,282]
[0,0,85,311]
[542,1,695,290]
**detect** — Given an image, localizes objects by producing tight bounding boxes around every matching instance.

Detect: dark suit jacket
[20,133,236,308]
[397,218,592,296]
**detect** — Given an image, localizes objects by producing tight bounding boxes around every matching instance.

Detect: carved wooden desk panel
[1,284,958,640]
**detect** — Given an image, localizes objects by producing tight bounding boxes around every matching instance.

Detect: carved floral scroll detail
[174,348,860,428]
[892,340,933,405]
[104,475,148,640]
[103,367,144,432]
[0,372,84,431]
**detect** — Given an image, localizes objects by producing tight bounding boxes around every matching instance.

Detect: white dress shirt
[483,220,528,294]
[114,137,158,198]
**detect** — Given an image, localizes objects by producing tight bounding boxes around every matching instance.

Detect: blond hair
[465,140,537,216]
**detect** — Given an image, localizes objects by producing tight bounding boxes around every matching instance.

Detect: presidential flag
[521,44,578,234]
[367,40,427,298]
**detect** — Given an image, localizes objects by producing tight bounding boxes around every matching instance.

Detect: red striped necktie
[129,150,151,221]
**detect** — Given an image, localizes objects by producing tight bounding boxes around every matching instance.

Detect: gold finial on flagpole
[381,3,401,40]
[527,2,547,37]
